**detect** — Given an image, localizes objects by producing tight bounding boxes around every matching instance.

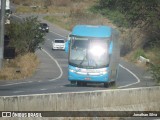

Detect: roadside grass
[15,6,31,13]
[0,53,39,80]
[44,13,111,31]
[14,0,93,14]
[16,6,71,14]
[44,7,116,31]
[14,0,116,30]
[44,15,72,31]
[131,49,147,62]
[146,47,160,83]
[126,44,160,64]
[90,6,129,28]
[145,47,160,65]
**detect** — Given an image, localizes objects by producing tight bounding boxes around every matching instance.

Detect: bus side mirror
[65,40,69,53]
[65,33,71,53]
[109,41,113,54]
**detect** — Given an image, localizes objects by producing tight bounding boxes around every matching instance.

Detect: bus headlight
[101,71,107,75]
[69,68,76,73]
[100,68,108,75]
[89,45,105,57]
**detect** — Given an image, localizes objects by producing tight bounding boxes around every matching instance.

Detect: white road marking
[40,89,47,91]
[12,14,21,19]
[56,58,68,62]
[13,91,24,94]
[41,48,63,81]
[118,64,141,88]
[0,81,33,87]
[50,31,67,39]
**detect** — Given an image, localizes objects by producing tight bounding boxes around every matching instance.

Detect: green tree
[6,16,45,55]
[96,0,160,82]
[96,0,160,44]
[97,0,160,27]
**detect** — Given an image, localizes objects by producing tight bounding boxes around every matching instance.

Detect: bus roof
[72,25,112,38]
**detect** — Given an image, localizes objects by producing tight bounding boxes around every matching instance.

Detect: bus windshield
[69,36,110,68]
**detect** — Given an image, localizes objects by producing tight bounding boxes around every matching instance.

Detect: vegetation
[6,16,45,55]
[0,16,45,80]
[93,0,160,47]
[150,64,160,84]
[12,0,112,31]
[133,49,146,61]
[43,0,107,31]
[0,53,39,80]
[92,0,160,83]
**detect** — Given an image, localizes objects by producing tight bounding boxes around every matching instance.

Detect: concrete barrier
[0,86,160,112]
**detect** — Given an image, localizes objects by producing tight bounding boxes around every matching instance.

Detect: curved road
[0,14,155,96]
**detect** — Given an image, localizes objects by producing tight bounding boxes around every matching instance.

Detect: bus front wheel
[70,81,76,84]
[104,82,109,88]
[77,81,87,86]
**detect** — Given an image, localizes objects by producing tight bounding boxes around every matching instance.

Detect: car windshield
[69,36,110,68]
[55,40,64,43]
[5,9,11,14]
[40,23,48,27]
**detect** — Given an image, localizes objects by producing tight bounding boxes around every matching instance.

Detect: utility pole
[0,0,6,69]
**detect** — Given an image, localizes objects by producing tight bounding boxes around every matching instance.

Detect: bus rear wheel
[104,81,116,88]
[110,81,116,86]
[77,81,87,86]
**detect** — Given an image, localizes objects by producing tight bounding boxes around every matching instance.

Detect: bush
[69,4,85,18]
[133,49,146,60]
[150,64,160,83]
[6,16,45,55]
[90,6,130,28]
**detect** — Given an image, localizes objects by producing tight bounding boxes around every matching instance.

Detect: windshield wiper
[78,54,86,67]
[78,53,100,68]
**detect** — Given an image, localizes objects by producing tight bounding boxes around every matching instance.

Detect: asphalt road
[0,14,156,96]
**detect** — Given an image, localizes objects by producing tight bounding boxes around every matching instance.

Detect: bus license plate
[85,77,90,80]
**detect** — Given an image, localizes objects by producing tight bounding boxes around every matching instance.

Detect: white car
[52,39,65,50]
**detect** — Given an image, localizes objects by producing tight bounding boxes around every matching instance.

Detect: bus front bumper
[68,69,109,83]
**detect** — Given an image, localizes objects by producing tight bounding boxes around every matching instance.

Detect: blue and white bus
[65,25,120,87]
